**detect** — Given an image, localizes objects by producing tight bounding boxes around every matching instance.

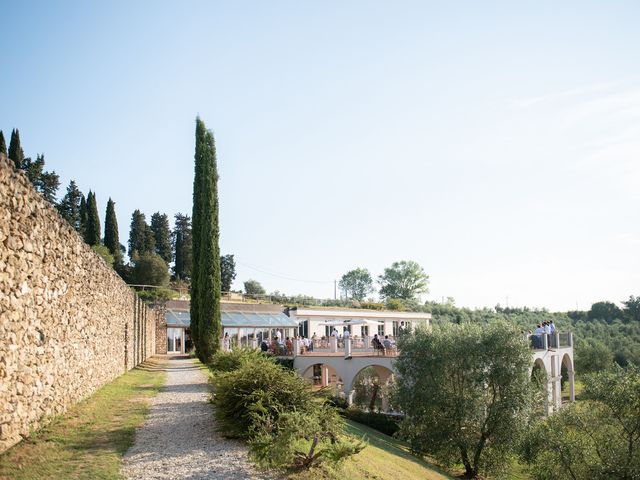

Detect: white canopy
[317,319,384,326]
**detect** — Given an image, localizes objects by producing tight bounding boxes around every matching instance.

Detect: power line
[236,260,334,284]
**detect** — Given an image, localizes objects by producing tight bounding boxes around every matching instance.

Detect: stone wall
[0,154,156,452]
[155,306,168,355]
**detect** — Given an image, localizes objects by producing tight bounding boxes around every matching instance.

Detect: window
[298,319,308,338]
[361,325,369,336]
[378,323,385,336]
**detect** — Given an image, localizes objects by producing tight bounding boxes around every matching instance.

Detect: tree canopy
[523,365,640,480]
[244,279,265,296]
[220,254,236,292]
[83,191,101,246]
[150,212,172,264]
[339,267,373,301]
[395,321,533,478]
[132,253,170,286]
[79,195,88,237]
[8,129,24,169]
[57,180,83,231]
[104,198,121,265]
[378,260,429,300]
[128,209,155,260]
[0,130,6,157]
[172,213,192,280]
[588,301,623,323]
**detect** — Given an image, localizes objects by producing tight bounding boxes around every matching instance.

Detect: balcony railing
[527,332,573,350]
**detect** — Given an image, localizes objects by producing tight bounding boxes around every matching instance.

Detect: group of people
[371,334,395,355]
[528,320,557,349]
[260,332,317,356]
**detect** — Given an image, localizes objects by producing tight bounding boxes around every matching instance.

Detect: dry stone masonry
[0,154,157,452]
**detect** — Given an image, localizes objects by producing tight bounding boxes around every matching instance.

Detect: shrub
[211,354,364,470]
[344,408,400,436]
[212,356,315,439]
[137,287,178,303]
[92,244,114,266]
[249,405,364,470]
[132,253,169,286]
[208,348,265,373]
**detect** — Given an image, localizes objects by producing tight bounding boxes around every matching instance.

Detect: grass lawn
[0,358,166,480]
[287,420,453,480]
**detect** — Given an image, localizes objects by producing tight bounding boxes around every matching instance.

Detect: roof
[165,309,298,328]
[290,308,431,320]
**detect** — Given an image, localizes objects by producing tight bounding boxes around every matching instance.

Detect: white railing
[526,332,573,350]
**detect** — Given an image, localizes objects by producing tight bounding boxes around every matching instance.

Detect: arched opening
[350,365,395,413]
[561,354,575,403]
[301,363,341,391]
[531,359,548,416]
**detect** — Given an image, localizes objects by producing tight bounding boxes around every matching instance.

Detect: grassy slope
[0,359,166,480]
[289,420,453,480]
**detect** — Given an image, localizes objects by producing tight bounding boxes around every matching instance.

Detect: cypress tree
[191,117,222,362]
[173,213,192,280]
[8,129,24,169]
[57,180,83,230]
[79,195,88,237]
[84,191,101,246]
[0,131,6,157]
[104,198,122,265]
[151,212,172,263]
[128,210,155,260]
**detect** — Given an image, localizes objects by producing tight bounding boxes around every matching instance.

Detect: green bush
[273,357,294,370]
[208,348,266,373]
[212,356,315,439]
[132,253,169,286]
[136,288,178,303]
[92,244,115,266]
[211,354,364,470]
[344,408,400,436]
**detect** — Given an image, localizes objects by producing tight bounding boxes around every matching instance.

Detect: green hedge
[344,408,401,437]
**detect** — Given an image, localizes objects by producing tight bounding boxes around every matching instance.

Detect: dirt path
[122,357,264,480]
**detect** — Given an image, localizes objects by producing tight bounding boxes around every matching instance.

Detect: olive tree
[339,267,374,301]
[522,365,640,480]
[378,260,429,300]
[394,321,533,478]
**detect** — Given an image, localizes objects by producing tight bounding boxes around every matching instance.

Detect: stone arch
[531,358,549,415]
[301,363,342,389]
[561,353,575,403]
[531,358,547,381]
[344,363,394,394]
[348,364,395,412]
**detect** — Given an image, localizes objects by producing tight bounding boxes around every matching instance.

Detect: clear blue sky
[2,1,639,311]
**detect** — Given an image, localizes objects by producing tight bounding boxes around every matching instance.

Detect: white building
[287,307,432,339]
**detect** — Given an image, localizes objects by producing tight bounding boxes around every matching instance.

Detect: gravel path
[122,356,265,480]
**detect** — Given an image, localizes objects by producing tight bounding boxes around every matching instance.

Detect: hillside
[288,420,453,480]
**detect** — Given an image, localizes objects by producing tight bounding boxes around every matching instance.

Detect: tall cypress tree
[151,212,172,263]
[173,213,192,280]
[79,194,88,237]
[128,209,155,260]
[8,129,24,169]
[191,117,221,362]
[104,198,122,265]
[57,180,83,230]
[84,191,101,246]
[0,131,6,157]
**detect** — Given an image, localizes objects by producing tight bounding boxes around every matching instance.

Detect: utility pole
[334,280,337,300]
